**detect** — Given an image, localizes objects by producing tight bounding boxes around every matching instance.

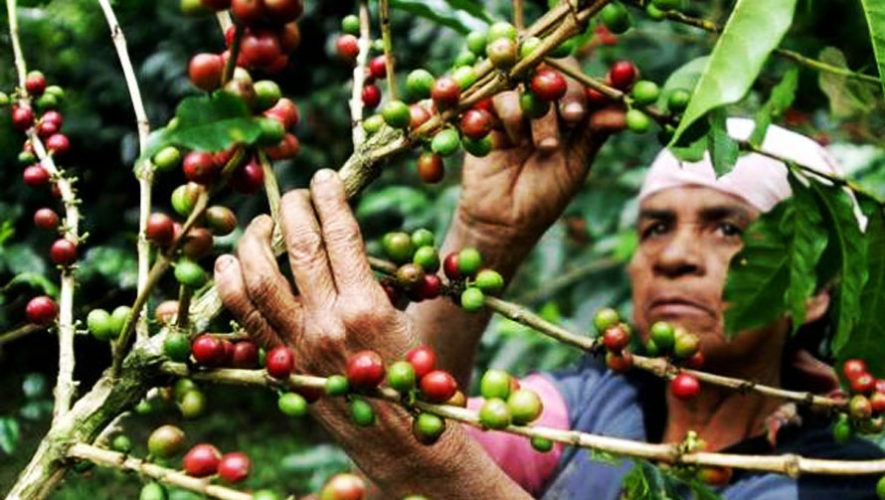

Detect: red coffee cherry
[26,296,58,325]
[183,443,222,477]
[25,71,46,96]
[876,379,885,394]
[605,350,633,373]
[843,359,868,380]
[278,21,302,53]
[320,473,366,500]
[266,345,295,379]
[602,324,631,352]
[37,119,59,139]
[870,391,885,414]
[431,76,460,110]
[529,69,567,102]
[459,109,493,140]
[191,334,226,367]
[443,252,461,280]
[607,60,638,90]
[264,0,303,23]
[11,106,34,131]
[684,351,705,369]
[188,53,224,92]
[416,273,442,300]
[183,151,219,185]
[265,133,300,160]
[146,213,175,247]
[23,165,50,187]
[240,29,282,68]
[409,104,432,130]
[50,238,77,266]
[33,208,59,230]
[46,133,70,155]
[336,34,360,63]
[670,373,700,401]
[231,341,259,368]
[346,350,386,391]
[851,373,876,395]
[405,344,437,379]
[182,227,214,260]
[264,97,299,130]
[228,158,265,194]
[42,110,64,128]
[218,452,251,483]
[369,55,387,79]
[361,84,381,109]
[231,0,266,25]
[416,152,444,184]
[419,369,458,403]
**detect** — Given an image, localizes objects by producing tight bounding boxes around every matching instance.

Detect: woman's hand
[455,76,625,248]
[214,168,416,375]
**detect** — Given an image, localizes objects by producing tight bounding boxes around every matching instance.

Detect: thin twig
[513,0,525,30]
[544,57,675,125]
[8,0,82,423]
[0,323,42,347]
[96,0,153,343]
[366,257,848,411]
[67,443,253,500]
[158,363,881,475]
[349,0,371,148]
[222,23,243,86]
[623,0,881,87]
[378,0,396,100]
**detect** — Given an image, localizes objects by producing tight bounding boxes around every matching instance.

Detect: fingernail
[561,102,584,123]
[215,255,234,272]
[313,169,336,183]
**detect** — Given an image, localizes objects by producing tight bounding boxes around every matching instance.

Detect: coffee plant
[1,0,885,498]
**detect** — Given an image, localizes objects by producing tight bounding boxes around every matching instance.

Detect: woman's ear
[804,289,831,325]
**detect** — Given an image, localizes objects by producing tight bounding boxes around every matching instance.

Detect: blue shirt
[541,354,884,499]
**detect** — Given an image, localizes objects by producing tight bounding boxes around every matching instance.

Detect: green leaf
[0,417,20,455]
[749,67,799,147]
[708,109,739,176]
[808,180,867,355]
[670,0,798,145]
[817,47,877,119]
[785,175,828,332]
[860,0,885,95]
[0,219,14,247]
[661,56,708,98]
[837,197,885,376]
[724,201,792,336]
[390,0,473,34]
[3,272,58,297]
[444,0,492,23]
[148,93,263,157]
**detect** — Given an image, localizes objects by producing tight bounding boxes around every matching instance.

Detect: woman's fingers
[492,90,527,145]
[214,254,287,347]
[280,189,338,308]
[309,170,385,301]
[236,215,304,342]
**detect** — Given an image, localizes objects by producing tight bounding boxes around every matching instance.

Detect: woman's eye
[643,222,669,238]
[717,222,742,237]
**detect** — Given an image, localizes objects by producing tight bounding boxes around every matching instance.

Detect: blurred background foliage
[0,0,883,496]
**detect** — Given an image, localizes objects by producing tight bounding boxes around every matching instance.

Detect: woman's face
[628,185,788,361]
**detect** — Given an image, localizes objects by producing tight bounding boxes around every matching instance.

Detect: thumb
[567,107,626,168]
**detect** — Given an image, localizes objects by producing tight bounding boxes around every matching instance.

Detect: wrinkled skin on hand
[456,72,625,245]
[214,169,417,375]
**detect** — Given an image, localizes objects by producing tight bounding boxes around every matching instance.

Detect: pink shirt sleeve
[465,373,569,496]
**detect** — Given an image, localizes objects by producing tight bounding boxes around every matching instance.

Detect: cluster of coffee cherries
[832,359,885,444]
[181,0,303,74]
[477,368,552,452]
[600,0,685,35]
[594,308,702,401]
[377,229,505,313]
[6,72,77,328]
[668,430,734,487]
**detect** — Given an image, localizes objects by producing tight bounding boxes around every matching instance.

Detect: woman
[214,83,883,498]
